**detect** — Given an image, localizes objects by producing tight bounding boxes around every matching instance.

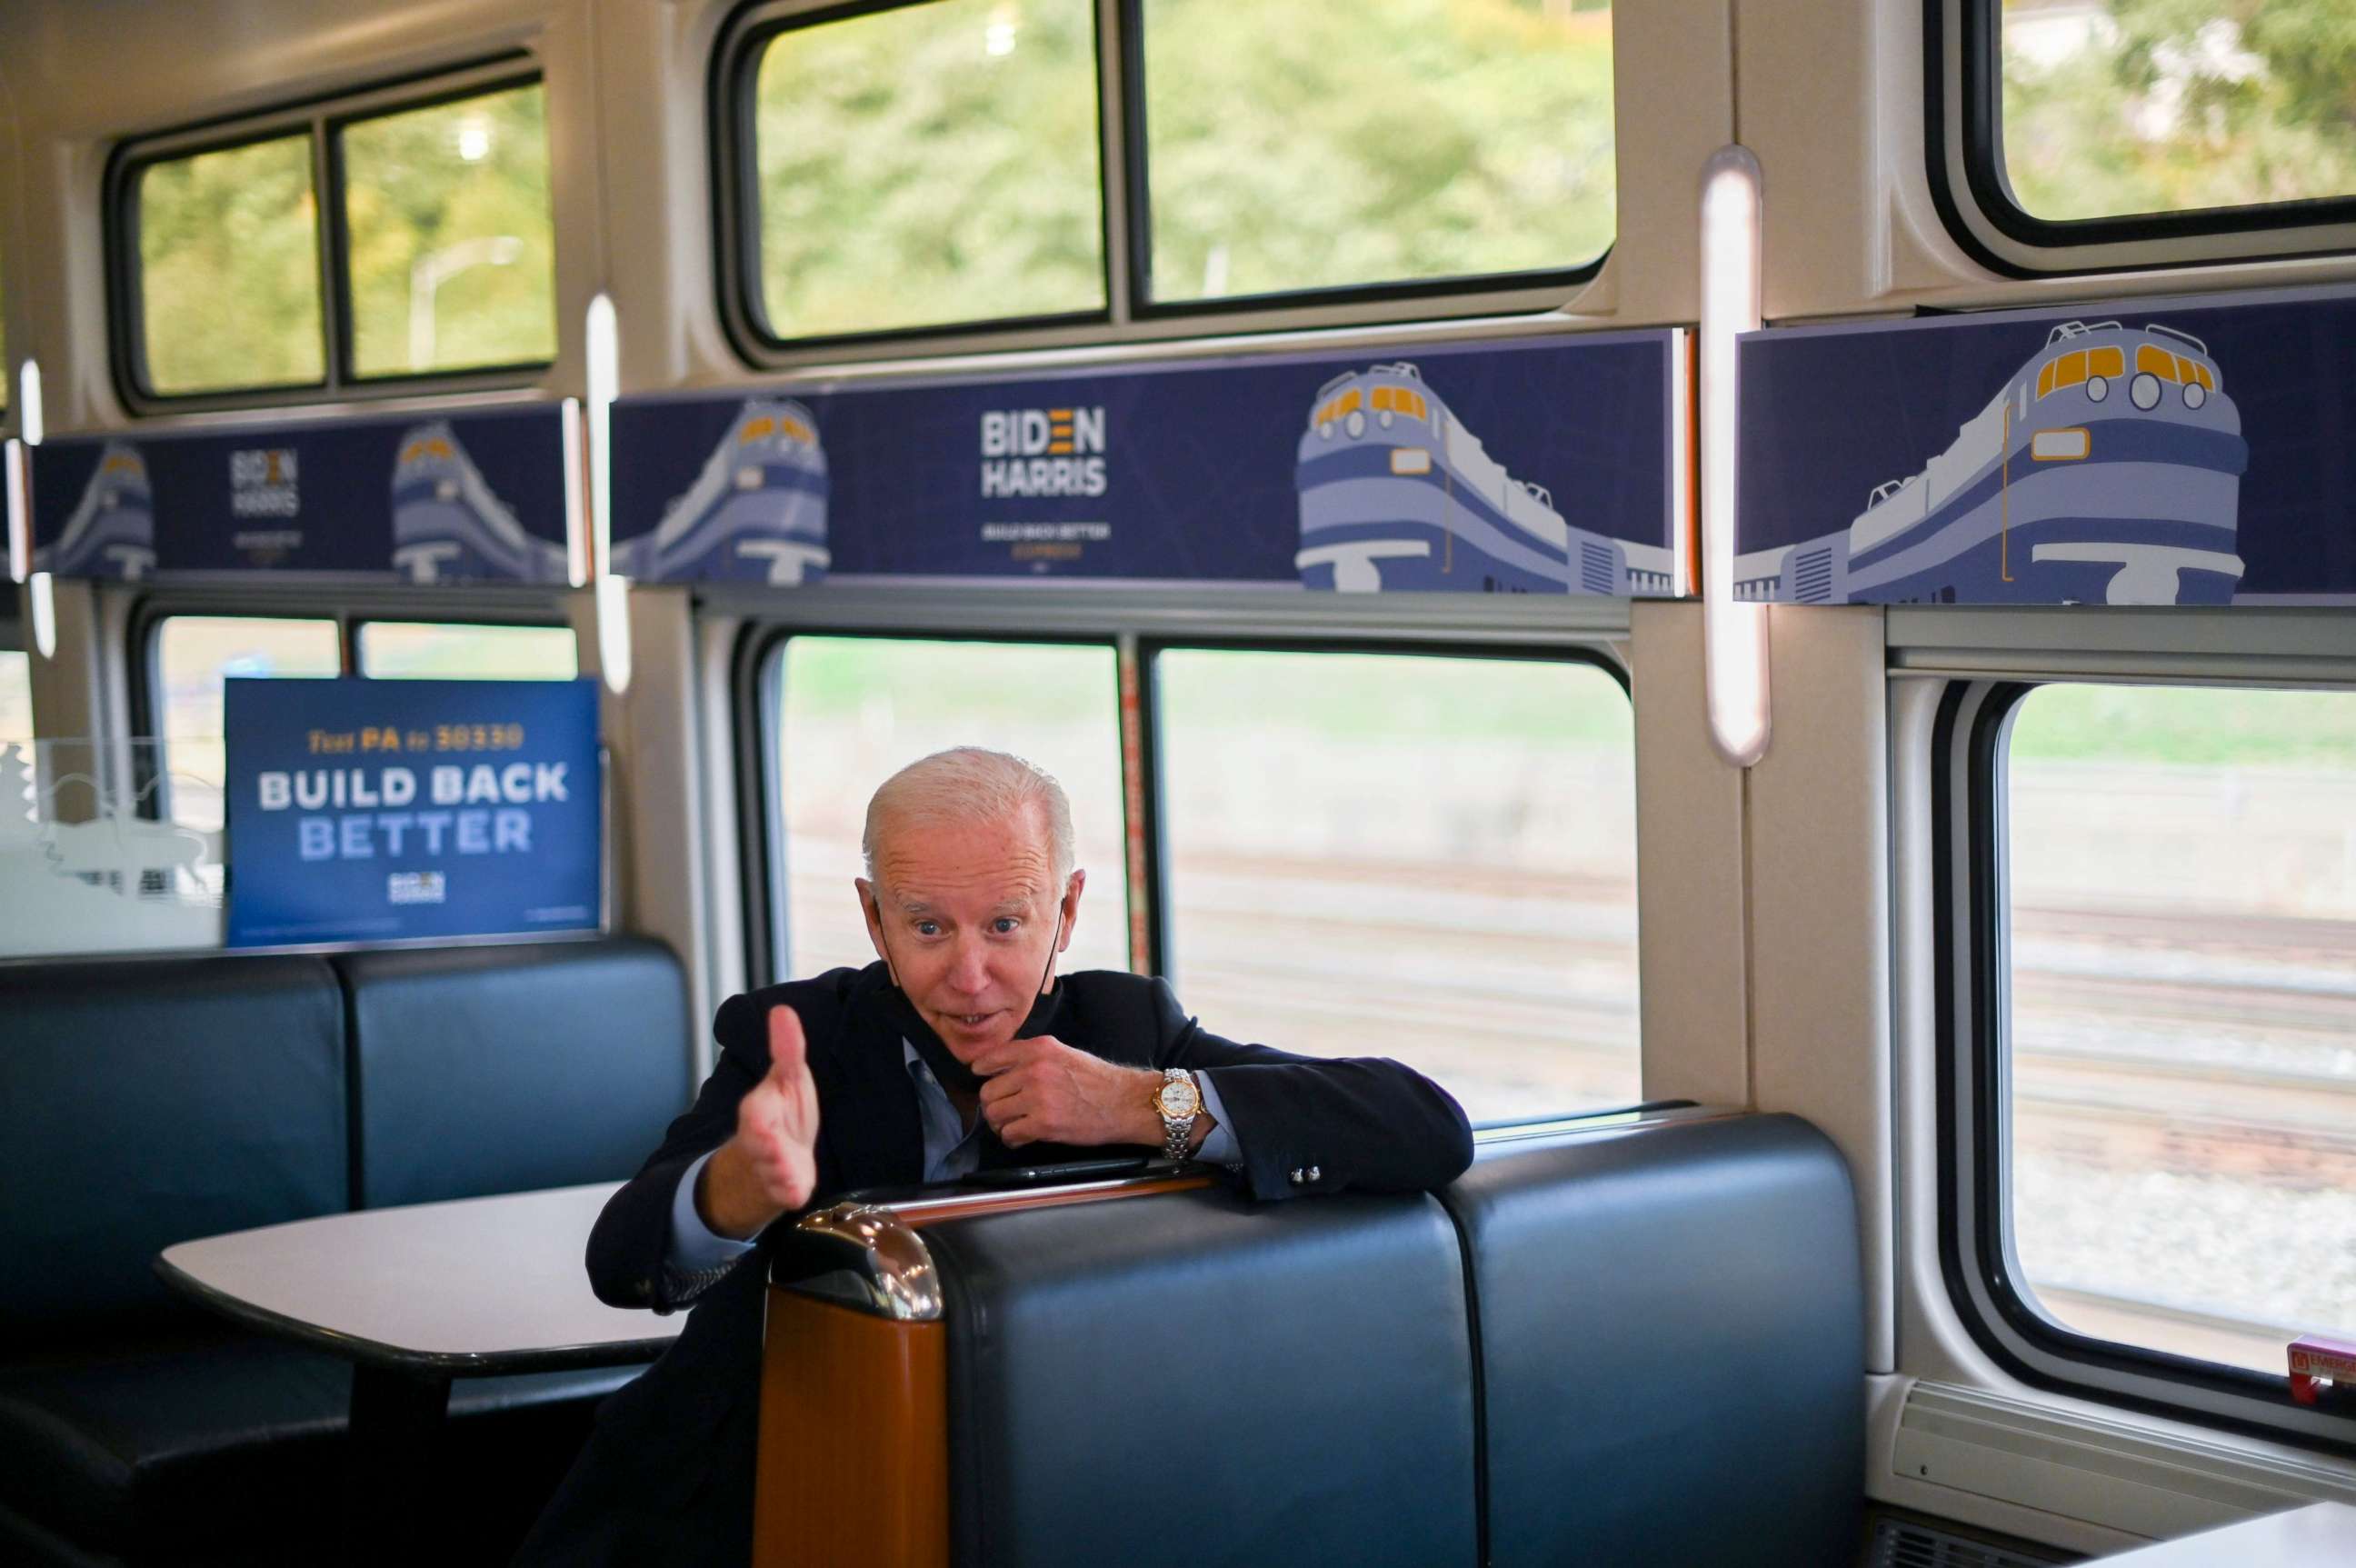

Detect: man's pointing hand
[698,1005,821,1239]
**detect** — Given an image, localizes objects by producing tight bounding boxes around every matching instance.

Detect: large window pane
[2006,684,2356,1374]
[2000,0,2356,223]
[154,616,340,833]
[1157,649,1637,1123]
[357,621,577,680]
[343,84,557,377]
[752,0,1105,339]
[1141,0,1614,303]
[139,136,324,394]
[774,637,1129,978]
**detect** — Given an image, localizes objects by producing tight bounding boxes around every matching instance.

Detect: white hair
[862,747,1077,886]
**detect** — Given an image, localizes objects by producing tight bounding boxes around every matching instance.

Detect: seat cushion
[0,954,349,1340]
[1442,1113,1865,1568]
[0,1325,638,1562]
[0,1331,348,1558]
[334,939,692,1207]
[925,1186,1480,1568]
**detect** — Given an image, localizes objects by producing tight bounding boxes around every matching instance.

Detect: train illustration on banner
[1293,363,1674,595]
[1733,321,2248,606]
[390,421,569,584]
[34,443,156,581]
[610,398,831,585]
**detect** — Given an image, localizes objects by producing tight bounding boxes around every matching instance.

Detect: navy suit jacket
[514,964,1472,1568]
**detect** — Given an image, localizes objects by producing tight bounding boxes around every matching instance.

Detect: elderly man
[517,747,1472,1566]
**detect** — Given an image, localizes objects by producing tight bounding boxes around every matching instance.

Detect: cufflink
[1289,1167,1304,1184]
[1307,1165,1321,1183]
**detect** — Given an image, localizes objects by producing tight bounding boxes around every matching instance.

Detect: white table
[2093,1503,2356,1565]
[156,1182,681,1563]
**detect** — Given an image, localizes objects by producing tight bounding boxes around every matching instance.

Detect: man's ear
[855,878,897,983]
[1056,868,1084,954]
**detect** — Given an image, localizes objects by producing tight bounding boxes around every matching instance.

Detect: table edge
[153,1253,677,1376]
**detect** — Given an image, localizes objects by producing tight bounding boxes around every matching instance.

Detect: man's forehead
[874,812,1055,904]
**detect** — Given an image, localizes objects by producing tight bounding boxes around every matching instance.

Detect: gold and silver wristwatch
[1152,1068,1202,1162]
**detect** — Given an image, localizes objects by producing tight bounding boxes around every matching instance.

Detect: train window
[355,621,577,680]
[768,635,1130,978]
[152,615,341,832]
[340,83,555,378]
[744,0,1105,343]
[135,135,326,395]
[1942,2,2356,269]
[1995,0,2356,225]
[2001,683,2356,1377]
[1152,647,1637,1124]
[1135,0,1614,305]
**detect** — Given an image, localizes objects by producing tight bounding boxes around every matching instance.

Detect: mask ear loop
[1030,880,1069,1006]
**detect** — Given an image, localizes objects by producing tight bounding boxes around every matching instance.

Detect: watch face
[1157,1080,1198,1118]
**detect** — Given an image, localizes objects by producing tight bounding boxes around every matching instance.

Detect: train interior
[1,0,2352,1563]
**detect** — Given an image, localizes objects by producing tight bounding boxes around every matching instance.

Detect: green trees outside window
[131,77,554,397]
[2002,0,2356,222]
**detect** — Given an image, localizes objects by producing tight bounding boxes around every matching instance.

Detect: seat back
[1443,1113,1864,1568]
[0,954,349,1340]
[924,1187,1480,1568]
[335,938,692,1208]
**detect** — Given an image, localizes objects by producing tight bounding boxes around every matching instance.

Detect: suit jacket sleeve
[1153,977,1473,1202]
[585,991,772,1313]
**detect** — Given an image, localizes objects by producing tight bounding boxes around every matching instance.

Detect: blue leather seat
[1442,1113,1865,1568]
[0,940,694,1567]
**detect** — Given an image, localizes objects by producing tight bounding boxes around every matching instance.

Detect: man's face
[857,804,1083,1063]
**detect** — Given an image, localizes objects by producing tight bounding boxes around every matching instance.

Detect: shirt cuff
[667,1148,760,1274]
[1193,1071,1243,1168]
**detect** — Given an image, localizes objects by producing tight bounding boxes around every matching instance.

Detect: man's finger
[978,1072,1024,1104]
[767,1005,807,1082]
[997,1114,1037,1148]
[971,1036,1050,1077]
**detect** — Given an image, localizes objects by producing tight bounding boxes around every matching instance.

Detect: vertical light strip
[1669,328,1693,594]
[18,361,54,658]
[560,395,587,588]
[5,440,25,584]
[1699,146,1770,768]
[585,294,631,695]
[19,360,44,448]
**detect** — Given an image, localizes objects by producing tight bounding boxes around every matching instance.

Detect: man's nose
[946,936,992,994]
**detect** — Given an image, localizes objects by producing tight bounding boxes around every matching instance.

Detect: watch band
[1159,1068,1197,1163]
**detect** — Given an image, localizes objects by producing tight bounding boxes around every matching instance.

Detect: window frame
[730,602,1642,1130]
[129,593,576,823]
[105,54,554,414]
[1926,0,2356,277]
[1933,675,2356,1456]
[710,0,1616,369]
[734,623,1135,987]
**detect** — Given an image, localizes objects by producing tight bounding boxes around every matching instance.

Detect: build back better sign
[225,677,602,947]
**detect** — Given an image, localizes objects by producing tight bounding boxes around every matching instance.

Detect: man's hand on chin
[972,1035,1183,1150]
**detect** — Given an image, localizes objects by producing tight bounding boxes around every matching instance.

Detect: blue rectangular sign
[611,331,1687,598]
[225,678,602,947]
[1734,282,2356,606]
[29,404,574,584]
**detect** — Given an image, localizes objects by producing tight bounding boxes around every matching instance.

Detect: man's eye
[914,920,941,937]
[991,917,1021,934]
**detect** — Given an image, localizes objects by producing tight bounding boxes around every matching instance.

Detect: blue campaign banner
[224,678,602,948]
[611,331,1687,597]
[1733,283,2356,606]
[28,404,574,584]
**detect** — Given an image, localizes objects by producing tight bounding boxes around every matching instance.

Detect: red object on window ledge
[2287,1336,2356,1405]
